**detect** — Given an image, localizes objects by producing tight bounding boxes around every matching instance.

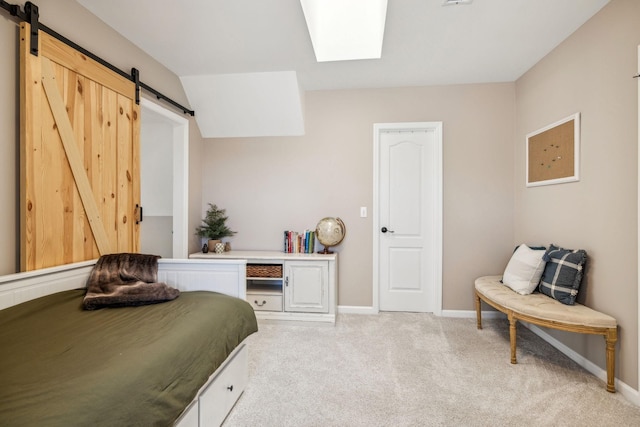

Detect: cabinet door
[284,261,329,313]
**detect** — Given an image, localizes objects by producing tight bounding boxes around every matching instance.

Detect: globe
[315,217,346,254]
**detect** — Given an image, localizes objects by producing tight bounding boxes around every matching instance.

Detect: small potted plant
[195,203,236,253]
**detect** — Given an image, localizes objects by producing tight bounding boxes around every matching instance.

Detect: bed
[0,257,258,426]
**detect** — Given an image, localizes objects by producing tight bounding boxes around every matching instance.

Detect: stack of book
[284,230,316,253]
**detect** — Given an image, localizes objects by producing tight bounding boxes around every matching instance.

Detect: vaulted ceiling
[75,0,610,137]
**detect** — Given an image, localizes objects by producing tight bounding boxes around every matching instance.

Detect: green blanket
[0,289,258,426]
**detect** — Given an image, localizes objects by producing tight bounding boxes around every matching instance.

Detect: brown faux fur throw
[83,253,180,310]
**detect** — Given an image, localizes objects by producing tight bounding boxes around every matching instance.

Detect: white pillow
[502,244,547,295]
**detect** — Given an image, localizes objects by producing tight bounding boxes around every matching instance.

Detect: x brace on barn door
[1,0,195,116]
[40,57,112,255]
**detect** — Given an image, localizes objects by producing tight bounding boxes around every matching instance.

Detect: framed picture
[526,113,580,187]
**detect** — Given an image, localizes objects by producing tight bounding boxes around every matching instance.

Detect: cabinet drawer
[199,345,248,426]
[247,293,282,311]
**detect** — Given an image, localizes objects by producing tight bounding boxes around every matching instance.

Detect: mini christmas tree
[195,203,236,241]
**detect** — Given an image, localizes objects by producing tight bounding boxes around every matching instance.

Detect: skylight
[300,0,388,62]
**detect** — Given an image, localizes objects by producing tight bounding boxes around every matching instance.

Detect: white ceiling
[75,0,610,136]
[76,0,609,90]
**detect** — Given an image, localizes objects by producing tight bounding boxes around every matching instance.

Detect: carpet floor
[223,313,640,426]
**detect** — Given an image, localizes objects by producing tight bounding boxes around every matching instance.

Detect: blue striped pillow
[538,244,587,305]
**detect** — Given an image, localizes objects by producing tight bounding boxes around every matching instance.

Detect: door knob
[381,227,394,233]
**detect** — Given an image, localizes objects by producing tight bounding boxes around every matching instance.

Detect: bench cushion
[475,275,616,329]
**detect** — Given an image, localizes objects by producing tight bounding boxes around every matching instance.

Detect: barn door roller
[24,1,39,56]
[1,0,38,55]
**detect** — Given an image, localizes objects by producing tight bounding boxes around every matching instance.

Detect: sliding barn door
[19,23,140,271]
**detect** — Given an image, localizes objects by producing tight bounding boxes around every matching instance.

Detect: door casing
[140,98,189,259]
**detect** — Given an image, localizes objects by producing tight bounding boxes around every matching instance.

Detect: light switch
[360,207,367,218]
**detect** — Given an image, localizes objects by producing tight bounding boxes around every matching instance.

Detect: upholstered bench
[474,275,618,392]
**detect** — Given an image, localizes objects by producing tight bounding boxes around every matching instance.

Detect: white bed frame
[0,258,250,427]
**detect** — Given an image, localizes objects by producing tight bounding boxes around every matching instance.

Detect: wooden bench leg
[509,311,517,364]
[475,292,483,330]
[605,328,617,393]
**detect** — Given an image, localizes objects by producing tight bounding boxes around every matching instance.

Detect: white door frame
[140,98,189,259]
[373,122,443,315]
[636,44,639,403]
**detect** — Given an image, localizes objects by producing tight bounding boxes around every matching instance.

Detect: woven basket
[247,264,283,278]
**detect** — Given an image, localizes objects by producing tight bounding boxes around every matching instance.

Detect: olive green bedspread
[0,289,258,426]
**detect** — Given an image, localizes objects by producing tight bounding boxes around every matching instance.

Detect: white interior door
[374,122,442,313]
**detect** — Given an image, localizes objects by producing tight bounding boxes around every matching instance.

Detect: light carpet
[223,313,640,426]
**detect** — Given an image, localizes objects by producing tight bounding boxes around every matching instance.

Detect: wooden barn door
[20,22,140,271]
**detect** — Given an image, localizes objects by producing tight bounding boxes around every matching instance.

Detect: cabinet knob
[227,385,234,392]
[254,300,267,307]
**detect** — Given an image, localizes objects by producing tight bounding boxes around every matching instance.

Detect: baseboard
[525,323,639,405]
[339,307,503,317]
[441,309,639,405]
[337,305,378,315]
[442,309,505,319]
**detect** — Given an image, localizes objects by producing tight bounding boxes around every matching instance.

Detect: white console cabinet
[189,251,337,323]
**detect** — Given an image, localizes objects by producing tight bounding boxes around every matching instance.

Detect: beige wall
[515,0,639,388]
[0,0,204,275]
[201,83,515,308]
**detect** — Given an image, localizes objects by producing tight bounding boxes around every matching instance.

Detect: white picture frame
[526,113,580,187]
